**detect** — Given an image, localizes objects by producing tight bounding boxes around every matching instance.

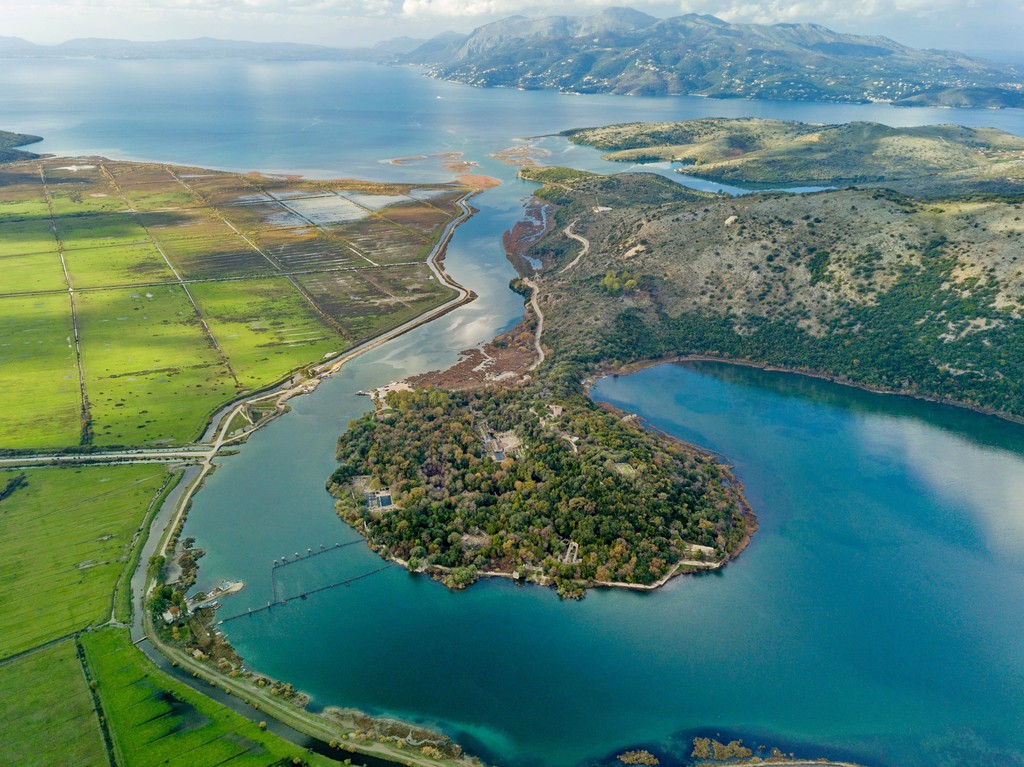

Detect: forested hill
[519,123,1024,419]
[0,130,42,163]
[402,8,1024,108]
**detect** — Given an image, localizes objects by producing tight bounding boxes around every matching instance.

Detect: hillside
[403,8,1024,108]
[566,118,1024,197]
[519,145,1024,418]
[0,130,42,163]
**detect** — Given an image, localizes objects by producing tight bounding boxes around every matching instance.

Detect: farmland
[0,156,469,450]
[0,639,107,767]
[0,465,172,659]
[81,628,342,767]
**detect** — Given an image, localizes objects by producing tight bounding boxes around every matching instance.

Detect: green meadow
[76,285,237,446]
[0,640,108,767]
[0,251,67,293]
[190,277,347,389]
[0,293,82,449]
[81,628,341,767]
[63,242,176,288]
[0,465,170,659]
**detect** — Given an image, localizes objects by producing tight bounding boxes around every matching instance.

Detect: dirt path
[560,221,590,273]
[523,277,545,371]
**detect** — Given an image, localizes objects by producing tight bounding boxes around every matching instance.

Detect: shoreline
[594,353,1024,427]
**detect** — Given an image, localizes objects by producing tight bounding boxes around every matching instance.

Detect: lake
[5,58,1024,767]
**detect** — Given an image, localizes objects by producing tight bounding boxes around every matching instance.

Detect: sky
[6,0,1024,56]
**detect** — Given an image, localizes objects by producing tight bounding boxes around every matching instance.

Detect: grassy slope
[523,166,1024,418]
[0,465,170,659]
[82,627,341,767]
[567,118,1024,197]
[0,640,108,767]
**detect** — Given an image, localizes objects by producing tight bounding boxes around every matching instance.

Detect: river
[6,58,1024,767]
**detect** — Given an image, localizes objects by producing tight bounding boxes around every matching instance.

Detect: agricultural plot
[0,293,81,449]
[336,218,430,265]
[219,199,310,232]
[177,174,271,207]
[76,285,237,446]
[277,193,370,226]
[190,277,346,389]
[0,197,50,222]
[154,233,275,279]
[0,464,170,658]
[0,157,469,448]
[378,200,454,237]
[118,181,201,212]
[298,266,453,343]
[56,212,151,250]
[81,628,339,767]
[63,242,175,288]
[0,218,58,257]
[0,251,67,294]
[254,226,359,271]
[0,639,107,767]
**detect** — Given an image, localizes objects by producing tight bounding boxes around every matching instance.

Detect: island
[329,382,751,597]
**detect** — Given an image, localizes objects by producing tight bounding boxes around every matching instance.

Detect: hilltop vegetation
[520,123,1024,418]
[0,130,42,163]
[330,384,749,596]
[404,8,1024,108]
[566,118,1024,197]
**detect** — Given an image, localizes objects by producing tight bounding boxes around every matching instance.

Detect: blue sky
[6,0,1024,55]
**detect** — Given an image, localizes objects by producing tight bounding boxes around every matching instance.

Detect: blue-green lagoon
[4,58,1024,767]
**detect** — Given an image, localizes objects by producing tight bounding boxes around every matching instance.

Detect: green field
[0,293,82,449]
[190,277,346,389]
[56,212,151,250]
[81,627,339,767]
[64,242,176,288]
[0,465,170,659]
[0,157,467,450]
[0,218,58,257]
[76,285,237,446]
[0,251,67,293]
[0,639,108,767]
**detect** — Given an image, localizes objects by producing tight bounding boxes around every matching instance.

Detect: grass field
[0,251,68,293]
[0,218,58,256]
[190,277,346,389]
[0,465,170,659]
[82,627,340,767]
[0,157,468,450]
[0,639,108,767]
[63,242,176,288]
[76,285,237,446]
[0,293,82,449]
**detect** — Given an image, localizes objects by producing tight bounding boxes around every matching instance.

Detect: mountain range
[400,7,1024,108]
[3,9,1022,109]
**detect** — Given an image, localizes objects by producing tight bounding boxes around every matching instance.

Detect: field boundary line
[38,163,93,445]
[76,635,120,767]
[101,164,243,389]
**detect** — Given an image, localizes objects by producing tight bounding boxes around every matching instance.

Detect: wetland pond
[6,58,1024,767]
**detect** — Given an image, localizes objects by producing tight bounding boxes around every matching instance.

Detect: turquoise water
[5,58,1024,767]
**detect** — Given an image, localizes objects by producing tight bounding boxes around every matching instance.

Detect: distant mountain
[402,7,1024,108]
[0,36,409,62]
